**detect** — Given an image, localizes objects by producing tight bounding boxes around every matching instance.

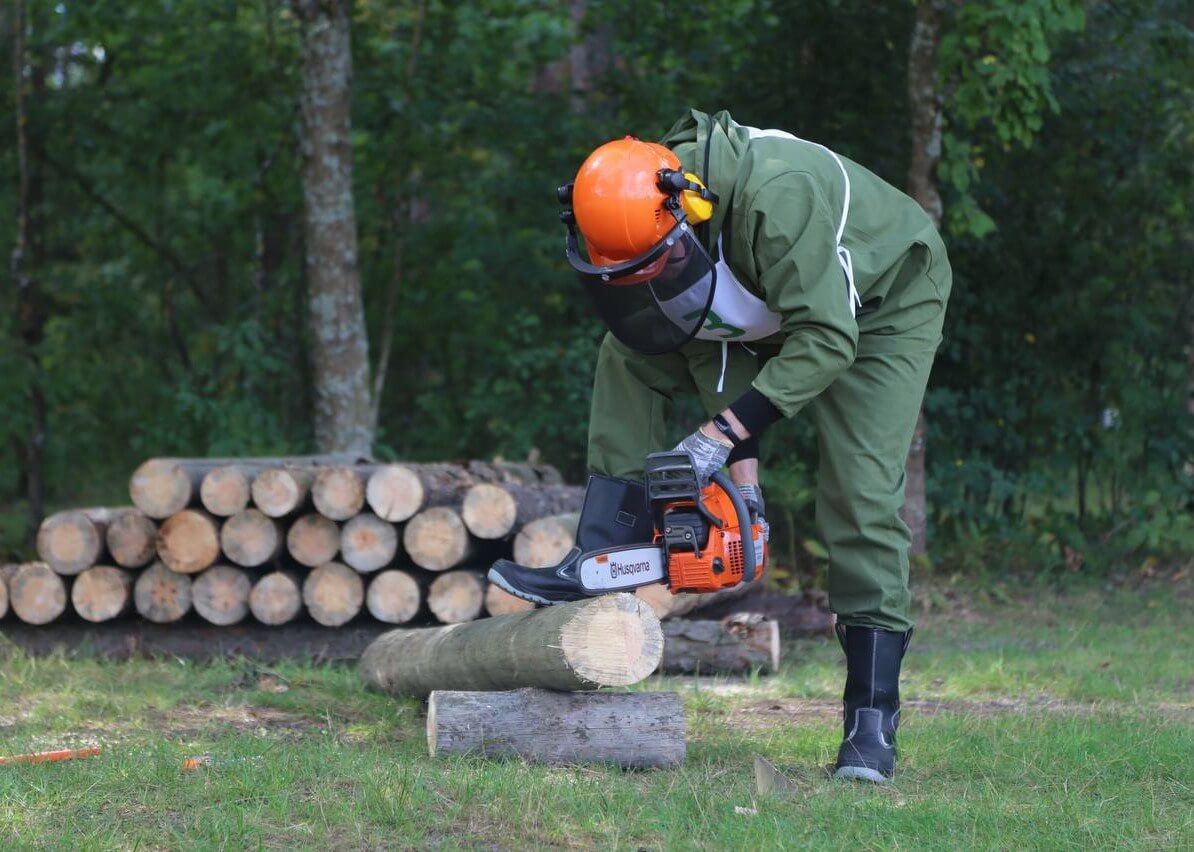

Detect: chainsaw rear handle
[709,470,757,584]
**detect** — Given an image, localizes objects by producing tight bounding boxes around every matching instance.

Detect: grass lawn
[1,580,1190,849]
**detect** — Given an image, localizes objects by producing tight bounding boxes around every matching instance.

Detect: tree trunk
[293,0,373,455]
[427,689,684,768]
[105,511,157,569]
[220,508,283,568]
[402,506,475,571]
[340,512,398,573]
[461,484,584,540]
[8,562,66,625]
[659,614,780,675]
[36,507,123,576]
[249,570,303,626]
[193,565,253,626]
[133,561,193,623]
[156,509,221,574]
[512,512,579,567]
[901,0,946,557]
[71,565,133,623]
[199,465,254,517]
[427,569,486,623]
[365,569,422,624]
[360,593,662,698]
[302,560,364,626]
[286,512,341,567]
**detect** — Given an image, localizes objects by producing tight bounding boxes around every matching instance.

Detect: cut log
[199,465,253,516]
[365,462,567,523]
[483,583,535,617]
[133,561,193,623]
[360,593,662,698]
[365,569,421,624]
[0,570,7,619]
[402,506,474,571]
[311,466,367,520]
[461,483,584,540]
[286,513,340,567]
[303,561,364,626]
[251,468,314,518]
[71,565,134,623]
[512,512,579,567]
[8,562,68,625]
[248,570,303,626]
[659,614,780,675]
[428,688,685,768]
[192,565,253,626]
[365,464,436,522]
[427,570,485,623]
[105,511,157,569]
[636,579,754,619]
[36,507,124,576]
[340,512,398,573]
[220,508,283,567]
[156,509,221,574]
[130,455,362,519]
[466,460,564,486]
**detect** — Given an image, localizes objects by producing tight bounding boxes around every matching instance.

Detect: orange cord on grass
[0,746,102,766]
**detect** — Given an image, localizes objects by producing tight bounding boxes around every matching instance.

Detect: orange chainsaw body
[655,481,767,594]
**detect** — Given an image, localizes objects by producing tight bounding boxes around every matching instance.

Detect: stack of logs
[0,456,751,632]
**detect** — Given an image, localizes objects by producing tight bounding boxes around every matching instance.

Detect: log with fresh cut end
[192,565,253,626]
[303,561,364,626]
[199,465,253,517]
[340,512,398,573]
[36,507,124,576]
[105,510,157,569]
[220,508,282,567]
[8,562,68,625]
[427,688,685,768]
[427,570,486,623]
[365,569,422,624]
[133,561,193,623]
[460,483,584,540]
[286,513,340,567]
[71,565,134,623]
[659,613,781,675]
[248,570,303,626]
[360,593,662,698]
[512,512,579,567]
[251,468,314,518]
[156,509,221,574]
[402,506,474,572]
[311,466,367,520]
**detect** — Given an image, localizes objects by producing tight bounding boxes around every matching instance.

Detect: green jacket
[660,109,951,418]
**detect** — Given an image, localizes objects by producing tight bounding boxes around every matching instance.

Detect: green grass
[1,583,1190,849]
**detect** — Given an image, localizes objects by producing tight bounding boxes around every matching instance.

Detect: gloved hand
[672,427,732,484]
[737,483,770,544]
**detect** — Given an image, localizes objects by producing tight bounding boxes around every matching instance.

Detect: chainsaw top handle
[709,470,756,584]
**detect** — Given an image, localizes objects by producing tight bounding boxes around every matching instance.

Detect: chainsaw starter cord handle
[710,470,756,584]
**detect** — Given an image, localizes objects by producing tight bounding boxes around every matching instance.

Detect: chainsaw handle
[710,471,756,584]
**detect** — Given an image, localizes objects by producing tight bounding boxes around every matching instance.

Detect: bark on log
[8,562,67,625]
[483,583,535,617]
[311,466,368,520]
[36,507,123,576]
[156,509,221,574]
[360,593,662,698]
[251,468,314,518]
[465,460,564,486]
[199,465,253,517]
[364,462,569,523]
[461,483,584,540]
[365,569,421,624]
[249,570,303,626]
[340,512,398,573]
[512,512,579,567]
[133,561,193,623]
[71,565,134,623]
[220,508,283,568]
[427,688,685,768]
[659,614,780,675]
[193,565,253,626]
[286,513,341,567]
[636,579,753,619]
[402,506,474,571]
[427,570,485,624]
[303,561,364,626]
[105,510,157,569]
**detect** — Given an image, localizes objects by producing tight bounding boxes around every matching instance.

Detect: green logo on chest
[683,309,745,339]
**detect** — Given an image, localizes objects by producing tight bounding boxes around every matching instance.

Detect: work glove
[672,427,732,485]
[737,483,770,544]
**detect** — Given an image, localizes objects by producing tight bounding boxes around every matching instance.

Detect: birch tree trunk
[293,0,373,455]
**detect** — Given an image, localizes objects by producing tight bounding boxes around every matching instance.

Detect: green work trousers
[586,329,942,633]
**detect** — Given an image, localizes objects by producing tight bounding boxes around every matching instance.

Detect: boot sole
[833,765,891,784]
[486,570,564,607]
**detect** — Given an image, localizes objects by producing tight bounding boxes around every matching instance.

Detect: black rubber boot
[487,474,651,605]
[833,623,912,783]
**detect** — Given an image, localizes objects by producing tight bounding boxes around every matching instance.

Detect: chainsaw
[574,451,766,595]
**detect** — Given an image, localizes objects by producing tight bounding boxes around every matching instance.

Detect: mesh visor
[571,223,716,355]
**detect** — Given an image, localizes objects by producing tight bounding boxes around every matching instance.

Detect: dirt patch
[148,703,326,740]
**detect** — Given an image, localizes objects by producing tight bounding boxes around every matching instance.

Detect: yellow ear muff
[680,172,714,224]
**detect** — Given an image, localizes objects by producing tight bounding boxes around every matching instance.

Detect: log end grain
[461,483,518,540]
[133,562,193,623]
[427,571,485,624]
[71,566,133,623]
[220,509,281,568]
[312,467,366,521]
[249,571,303,626]
[156,510,221,574]
[9,562,67,625]
[250,468,310,518]
[106,511,157,569]
[36,511,104,576]
[129,458,192,519]
[340,513,399,574]
[365,465,424,522]
[286,513,340,567]
[483,583,535,616]
[303,562,364,627]
[365,569,421,624]
[199,466,252,517]
[560,593,663,687]
[193,565,253,626]
[0,572,7,620]
[403,507,471,571]
[512,513,579,568]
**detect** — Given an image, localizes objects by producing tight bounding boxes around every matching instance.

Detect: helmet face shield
[566,220,716,355]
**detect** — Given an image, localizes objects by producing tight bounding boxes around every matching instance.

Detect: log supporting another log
[71,566,134,623]
[249,571,303,626]
[286,513,340,567]
[8,562,68,625]
[427,570,485,624]
[428,688,685,768]
[360,593,662,698]
[659,614,780,675]
[133,562,193,623]
[156,509,221,575]
[106,511,157,569]
[340,513,398,573]
[251,468,313,518]
[461,484,584,540]
[193,565,252,626]
[199,465,252,517]
[402,507,474,572]
[512,512,579,568]
[365,569,421,624]
[36,508,122,576]
[311,466,367,520]
[220,509,282,568]
[303,562,364,627]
